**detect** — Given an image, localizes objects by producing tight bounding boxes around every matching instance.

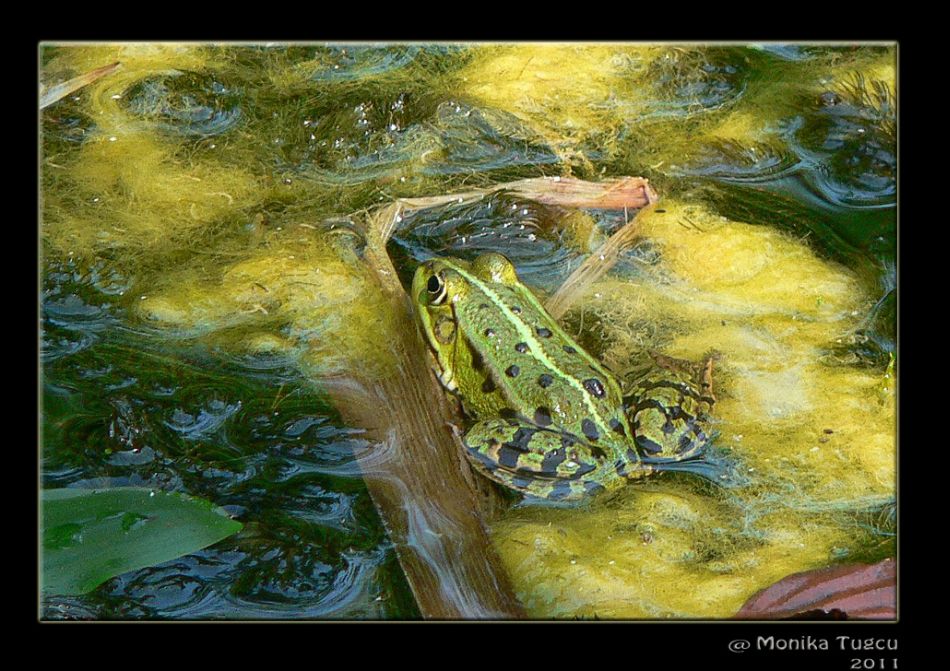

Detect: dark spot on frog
[541,447,566,474]
[498,446,522,469]
[538,373,554,388]
[515,342,529,353]
[511,475,532,489]
[511,305,522,314]
[481,376,496,393]
[584,481,605,495]
[581,418,600,442]
[677,433,696,453]
[484,328,496,338]
[609,418,626,436]
[471,349,485,372]
[655,209,667,213]
[506,427,536,452]
[534,407,553,427]
[479,303,490,310]
[583,378,606,398]
[669,404,694,423]
[471,449,498,471]
[505,427,538,452]
[588,443,608,460]
[499,408,520,423]
[636,435,664,455]
[823,428,834,434]
[563,345,577,354]
[560,434,576,450]
[574,461,596,477]
[536,326,552,338]
[549,480,575,501]
[614,459,629,477]
[505,364,520,378]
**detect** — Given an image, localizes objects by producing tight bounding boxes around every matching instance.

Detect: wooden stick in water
[322,176,657,618]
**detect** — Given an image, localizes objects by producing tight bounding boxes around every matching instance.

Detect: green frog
[412,252,726,502]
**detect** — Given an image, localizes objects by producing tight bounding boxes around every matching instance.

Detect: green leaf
[41,487,242,596]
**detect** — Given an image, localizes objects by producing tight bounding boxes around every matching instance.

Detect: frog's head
[411,253,518,317]
[412,253,520,392]
[412,257,472,391]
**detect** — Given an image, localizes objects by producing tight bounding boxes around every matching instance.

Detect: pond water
[40,43,896,619]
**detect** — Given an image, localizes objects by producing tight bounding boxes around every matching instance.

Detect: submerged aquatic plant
[795,72,896,205]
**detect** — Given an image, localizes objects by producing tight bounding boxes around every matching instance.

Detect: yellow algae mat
[492,202,893,618]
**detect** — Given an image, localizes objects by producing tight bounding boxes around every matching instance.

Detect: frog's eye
[427,273,447,305]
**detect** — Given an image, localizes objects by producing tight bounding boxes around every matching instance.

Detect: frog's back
[448,257,631,447]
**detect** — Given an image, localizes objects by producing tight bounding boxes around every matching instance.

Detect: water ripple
[790,75,896,207]
[667,139,801,183]
[424,101,560,175]
[391,190,581,293]
[306,45,424,82]
[123,71,244,138]
[164,399,243,441]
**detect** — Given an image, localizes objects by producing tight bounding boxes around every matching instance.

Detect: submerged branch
[319,204,525,619]
[324,175,657,618]
[380,176,658,243]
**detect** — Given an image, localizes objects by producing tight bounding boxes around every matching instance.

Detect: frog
[411,252,725,502]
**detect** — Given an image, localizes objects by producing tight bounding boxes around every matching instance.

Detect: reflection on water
[41,286,418,617]
[41,43,895,619]
[390,191,586,292]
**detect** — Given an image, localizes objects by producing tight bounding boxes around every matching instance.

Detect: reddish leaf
[735,559,895,620]
[509,176,659,209]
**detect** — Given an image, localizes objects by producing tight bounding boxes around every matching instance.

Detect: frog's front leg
[462,418,608,501]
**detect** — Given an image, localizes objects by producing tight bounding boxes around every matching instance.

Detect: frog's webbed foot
[643,446,745,488]
[647,349,718,404]
[462,418,607,502]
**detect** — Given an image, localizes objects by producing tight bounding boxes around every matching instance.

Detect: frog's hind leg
[626,351,718,463]
[626,352,741,486]
[462,418,607,502]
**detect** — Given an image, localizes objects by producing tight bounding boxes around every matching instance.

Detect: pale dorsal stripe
[443,260,613,436]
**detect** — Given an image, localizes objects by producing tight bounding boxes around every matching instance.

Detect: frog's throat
[439,259,621,441]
